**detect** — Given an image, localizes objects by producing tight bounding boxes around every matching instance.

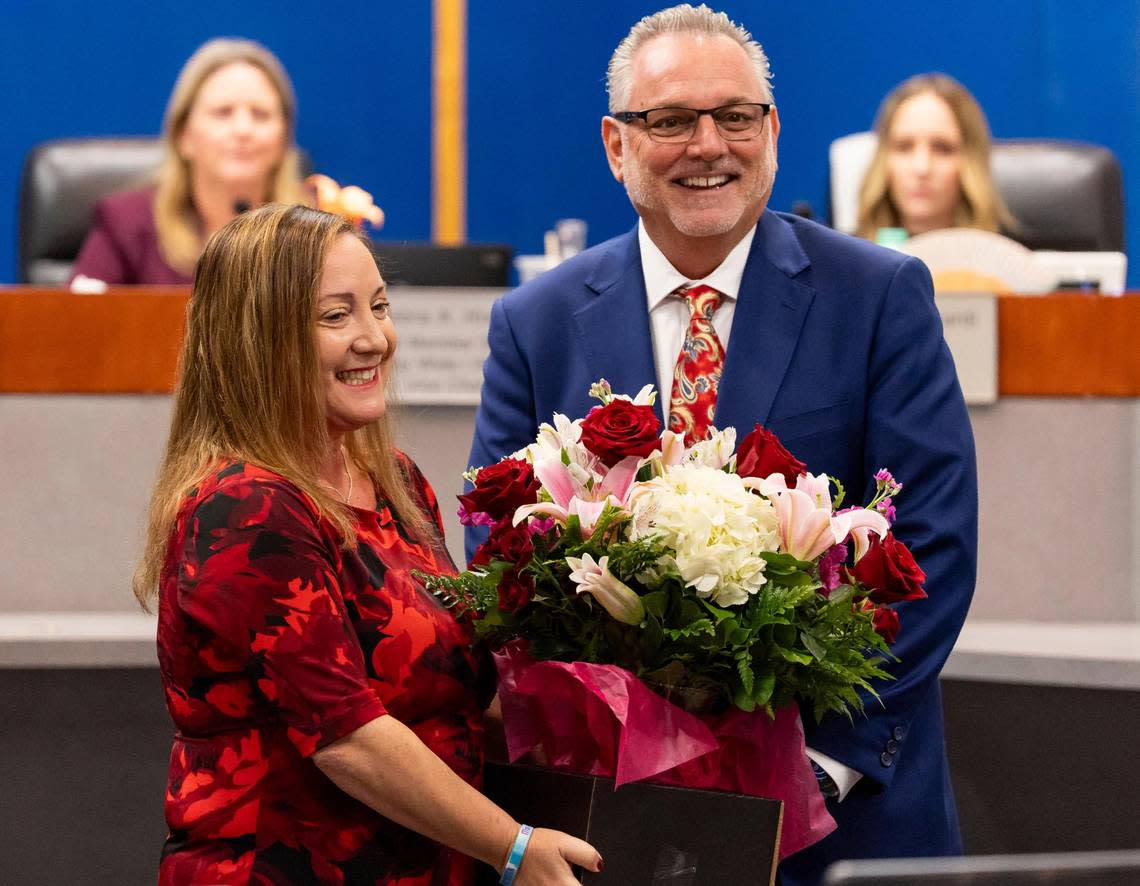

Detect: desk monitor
[1029,251,1127,295]
[370,241,512,287]
[824,850,1140,886]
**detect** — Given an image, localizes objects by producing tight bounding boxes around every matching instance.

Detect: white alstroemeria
[538,412,582,449]
[627,383,658,406]
[628,463,779,606]
[511,413,584,463]
[594,379,657,407]
[685,427,737,469]
[565,553,645,625]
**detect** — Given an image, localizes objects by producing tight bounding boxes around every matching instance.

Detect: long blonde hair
[133,204,428,607]
[855,73,1014,240]
[154,38,308,275]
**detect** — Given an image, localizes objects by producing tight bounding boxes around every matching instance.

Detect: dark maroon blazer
[70,188,193,285]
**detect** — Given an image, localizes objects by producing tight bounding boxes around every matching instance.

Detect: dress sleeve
[70,199,130,285]
[176,476,387,756]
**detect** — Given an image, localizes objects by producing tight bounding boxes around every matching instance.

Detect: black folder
[479,762,782,885]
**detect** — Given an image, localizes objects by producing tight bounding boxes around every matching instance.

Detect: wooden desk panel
[997,293,1140,396]
[0,288,188,393]
[2,287,1140,396]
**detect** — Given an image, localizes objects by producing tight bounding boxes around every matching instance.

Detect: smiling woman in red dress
[132,204,600,885]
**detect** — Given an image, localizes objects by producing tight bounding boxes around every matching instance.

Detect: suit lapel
[716,211,816,432]
[574,228,663,423]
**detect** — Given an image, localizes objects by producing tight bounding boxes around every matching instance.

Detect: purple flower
[528,517,557,536]
[457,502,496,527]
[875,497,897,524]
[874,468,902,497]
[818,543,848,593]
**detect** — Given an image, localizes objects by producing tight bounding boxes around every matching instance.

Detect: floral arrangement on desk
[306,174,385,229]
[424,380,927,857]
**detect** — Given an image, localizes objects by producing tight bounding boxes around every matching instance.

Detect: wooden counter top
[3,287,1140,396]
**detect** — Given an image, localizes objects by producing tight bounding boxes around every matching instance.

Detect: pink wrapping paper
[494,645,836,859]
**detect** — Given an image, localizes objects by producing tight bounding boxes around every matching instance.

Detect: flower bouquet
[427,381,926,857]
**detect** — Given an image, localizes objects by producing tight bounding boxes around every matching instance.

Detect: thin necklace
[319,448,354,504]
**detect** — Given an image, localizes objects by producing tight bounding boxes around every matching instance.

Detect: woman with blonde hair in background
[136,203,600,884]
[71,38,308,286]
[856,73,1014,241]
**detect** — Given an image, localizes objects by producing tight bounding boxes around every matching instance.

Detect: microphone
[791,201,815,220]
[233,200,251,215]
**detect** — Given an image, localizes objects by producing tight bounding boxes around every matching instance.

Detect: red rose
[851,533,927,604]
[869,604,900,644]
[497,569,535,612]
[735,424,807,483]
[457,458,540,522]
[470,518,535,570]
[471,518,536,612]
[579,399,661,467]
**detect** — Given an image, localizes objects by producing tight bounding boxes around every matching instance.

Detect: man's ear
[601,116,625,183]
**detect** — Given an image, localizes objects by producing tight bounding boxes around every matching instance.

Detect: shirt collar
[639,220,757,310]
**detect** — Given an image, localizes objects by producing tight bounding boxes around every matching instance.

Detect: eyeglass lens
[645,104,766,142]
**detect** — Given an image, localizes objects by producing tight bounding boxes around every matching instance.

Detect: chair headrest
[991,139,1124,251]
[18,137,163,283]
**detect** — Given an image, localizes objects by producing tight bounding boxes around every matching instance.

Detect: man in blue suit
[468,5,976,883]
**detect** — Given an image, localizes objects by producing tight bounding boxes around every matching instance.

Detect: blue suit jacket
[468,211,977,883]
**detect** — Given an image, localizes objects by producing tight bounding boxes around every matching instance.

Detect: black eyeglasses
[611,102,772,143]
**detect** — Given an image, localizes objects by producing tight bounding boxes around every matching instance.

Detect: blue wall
[0,0,433,279]
[2,1,1137,285]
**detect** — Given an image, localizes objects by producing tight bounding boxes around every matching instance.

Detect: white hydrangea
[627,463,780,606]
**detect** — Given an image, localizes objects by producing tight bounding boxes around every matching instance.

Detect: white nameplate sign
[934,292,998,405]
[390,286,502,405]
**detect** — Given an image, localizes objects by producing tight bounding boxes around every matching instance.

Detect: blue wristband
[499,824,534,885]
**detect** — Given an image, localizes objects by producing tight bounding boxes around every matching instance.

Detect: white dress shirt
[638,220,862,802]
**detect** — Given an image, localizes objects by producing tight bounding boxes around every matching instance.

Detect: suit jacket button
[880,751,894,767]
[892,726,905,741]
[886,739,899,753]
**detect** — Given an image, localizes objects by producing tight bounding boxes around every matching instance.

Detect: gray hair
[606,3,773,112]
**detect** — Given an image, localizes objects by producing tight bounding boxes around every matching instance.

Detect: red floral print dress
[156,458,490,885]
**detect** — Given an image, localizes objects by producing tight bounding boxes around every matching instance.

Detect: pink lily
[835,506,889,563]
[513,455,639,535]
[752,473,889,563]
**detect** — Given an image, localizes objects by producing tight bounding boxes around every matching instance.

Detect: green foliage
[427,533,896,721]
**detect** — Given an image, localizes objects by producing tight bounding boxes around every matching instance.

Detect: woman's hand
[514,827,602,885]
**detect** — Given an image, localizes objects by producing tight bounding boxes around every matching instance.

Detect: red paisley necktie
[668,284,725,444]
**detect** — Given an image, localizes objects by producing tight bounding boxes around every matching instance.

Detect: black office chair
[992,139,1125,251]
[18,137,320,286]
[18,137,163,285]
[370,241,513,287]
[827,133,1125,252]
